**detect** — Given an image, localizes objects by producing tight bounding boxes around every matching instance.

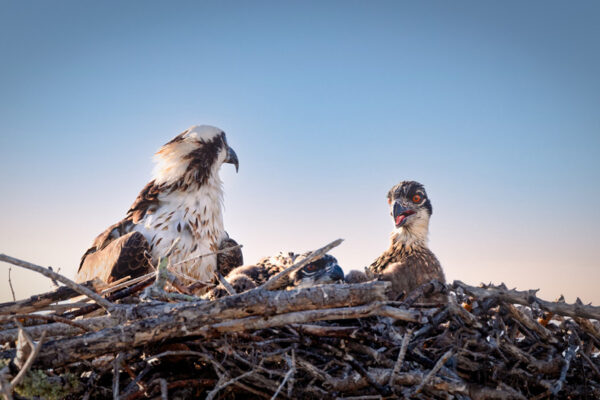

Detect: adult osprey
[76,125,243,287]
[366,181,445,300]
[206,253,344,300]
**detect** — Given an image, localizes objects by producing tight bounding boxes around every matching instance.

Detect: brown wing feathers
[76,231,151,283]
[77,182,159,282]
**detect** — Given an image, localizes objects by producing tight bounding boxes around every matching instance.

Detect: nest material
[1,244,600,399]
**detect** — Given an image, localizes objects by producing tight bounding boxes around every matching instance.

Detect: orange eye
[305,264,317,272]
[412,194,422,203]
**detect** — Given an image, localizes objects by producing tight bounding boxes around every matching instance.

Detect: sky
[1,1,599,304]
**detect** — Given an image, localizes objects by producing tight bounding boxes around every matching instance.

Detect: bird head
[387,181,432,242]
[290,254,344,289]
[153,125,238,186]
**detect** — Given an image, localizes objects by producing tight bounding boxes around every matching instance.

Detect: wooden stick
[0,315,117,344]
[454,280,600,320]
[60,275,153,320]
[389,329,412,386]
[160,379,168,400]
[0,254,114,313]
[271,364,294,400]
[172,244,243,266]
[7,268,15,302]
[551,344,577,395]
[413,349,453,394]
[0,366,13,400]
[205,370,254,400]
[197,302,422,338]
[0,280,101,315]
[0,314,90,332]
[10,329,47,389]
[504,303,556,343]
[113,353,123,400]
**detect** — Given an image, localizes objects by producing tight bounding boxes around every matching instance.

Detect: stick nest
[1,243,600,399]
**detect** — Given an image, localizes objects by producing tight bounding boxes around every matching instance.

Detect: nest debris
[1,241,600,400]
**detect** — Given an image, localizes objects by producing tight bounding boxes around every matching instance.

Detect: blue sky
[1,1,599,303]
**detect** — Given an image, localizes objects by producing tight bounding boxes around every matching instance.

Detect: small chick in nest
[206,253,344,300]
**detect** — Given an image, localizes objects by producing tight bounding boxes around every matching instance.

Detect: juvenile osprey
[206,253,344,300]
[366,181,445,300]
[77,125,243,287]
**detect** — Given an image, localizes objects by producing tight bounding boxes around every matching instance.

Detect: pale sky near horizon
[1,1,599,304]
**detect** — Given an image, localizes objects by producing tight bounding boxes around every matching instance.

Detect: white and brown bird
[349,181,445,300]
[76,125,243,287]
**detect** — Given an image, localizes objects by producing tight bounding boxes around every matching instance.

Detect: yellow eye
[412,194,422,203]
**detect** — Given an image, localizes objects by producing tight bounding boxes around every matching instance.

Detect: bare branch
[7,268,15,302]
[413,349,454,394]
[454,280,600,320]
[10,329,47,389]
[389,329,412,386]
[172,243,243,267]
[0,254,114,313]
[113,353,123,400]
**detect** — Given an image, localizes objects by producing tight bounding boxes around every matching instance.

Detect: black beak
[393,202,416,228]
[330,265,344,282]
[225,146,239,172]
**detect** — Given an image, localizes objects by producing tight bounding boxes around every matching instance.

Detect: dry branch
[454,280,600,320]
[0,280,101,315]
[0,254,113,312]
[31,281,390,368]
[1,247,599,399]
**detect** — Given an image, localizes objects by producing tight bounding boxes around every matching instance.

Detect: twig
[0,280,101,315]
[0,366,13,400]
[258,239,343,291]
[271,352,295,400]
[61,275,154,319]
[454,280,600,320]
[205,370,254,400]
[47,266,60,288]
[1,314,90,332]
[146,350,207,363]
[172,244,243,266]
[216,271,236,296]
[389,329,412,386]
[0,254,114,313]
[160,378,168,400]
[100,273,154,296]
[10,328,47,389]
[551,344,577,395]
[113,353,123,400]
[413,349,454,394]
[7,268,15,302]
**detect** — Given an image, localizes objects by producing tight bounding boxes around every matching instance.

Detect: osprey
[77,125,243,287]
[206,253,344,300]
[366,181,445,300]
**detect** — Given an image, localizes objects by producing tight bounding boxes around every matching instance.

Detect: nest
[1,240,600,399]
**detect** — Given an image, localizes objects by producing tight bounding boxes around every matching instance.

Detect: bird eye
[412,194,422,203]
[305,264,317,272]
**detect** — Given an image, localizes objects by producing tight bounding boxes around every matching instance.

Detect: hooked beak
[393,202,416,228]
[224,146,239,172]
[330,264,345,282]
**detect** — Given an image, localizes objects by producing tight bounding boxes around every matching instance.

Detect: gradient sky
[1,1,599,304]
